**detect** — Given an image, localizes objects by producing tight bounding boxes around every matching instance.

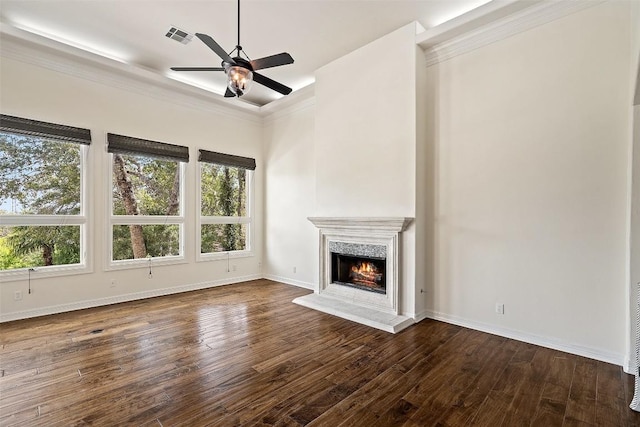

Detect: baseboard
[423,309,625,367]
[0,274,261,322]
[263,274,315,290]
[413,309,431,323]
[626,355,637,376]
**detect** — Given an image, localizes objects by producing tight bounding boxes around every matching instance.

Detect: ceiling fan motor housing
[225,57,254,96]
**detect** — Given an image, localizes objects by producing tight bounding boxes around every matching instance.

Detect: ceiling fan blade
[224,87,236,98]
[170,67,225,72]
[250,53,294,71]
[253,72,292,95]
[195,33,235,64]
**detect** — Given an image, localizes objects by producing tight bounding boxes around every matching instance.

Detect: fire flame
[349,262,383,287]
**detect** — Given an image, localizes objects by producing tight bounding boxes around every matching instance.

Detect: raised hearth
[293,217,413,333]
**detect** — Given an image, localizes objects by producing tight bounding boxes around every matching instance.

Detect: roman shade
[0,114,92,145]
[107,133,189,162]
[198,149,256,170]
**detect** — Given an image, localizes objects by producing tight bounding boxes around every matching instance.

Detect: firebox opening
[331,252,386,294]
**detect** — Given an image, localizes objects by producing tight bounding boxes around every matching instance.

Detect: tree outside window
[108,133,188,265]
[0,115,89,273]
[198,150,254,257]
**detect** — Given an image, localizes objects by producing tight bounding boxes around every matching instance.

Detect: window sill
[106,256,187,271]
[0,264,92,283]
[197,250,254,262]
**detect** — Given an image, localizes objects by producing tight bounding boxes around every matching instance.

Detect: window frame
[0,128,91,279]
[196,153,255,262]
[106,134,188,270]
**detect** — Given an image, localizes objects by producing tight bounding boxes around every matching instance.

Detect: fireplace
[332,254,386,293]
[294,217,414,333]
[330,242,386,294]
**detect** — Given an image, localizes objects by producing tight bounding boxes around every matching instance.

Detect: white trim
[0,215,86,225]
[0,263,92,282]
[0,140,89,278]
[307,217,413,233]
[0,23,262,123]
[106,255,187,271]
[423,309,624,367]
[196,163,254,261]
[625,355,635,375]
[293,293,414,333]
[413,309,430,323]
[419,0,605,67]
[107,153,186,268]
[262,89,316,124]
[199,250,254,262]
[110,216,185,225]
[263,273,315,290]
[0,274,261,322]
[200,217,252,225]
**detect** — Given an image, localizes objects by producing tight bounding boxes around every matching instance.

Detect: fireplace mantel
[294,216,414,333]
[307,217,413,233]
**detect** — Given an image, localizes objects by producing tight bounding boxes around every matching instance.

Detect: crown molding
[0,23,263,124]
[262,86,316,124]
[419,0,605,67]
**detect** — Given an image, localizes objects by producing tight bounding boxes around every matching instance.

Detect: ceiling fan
[170,0,294,99]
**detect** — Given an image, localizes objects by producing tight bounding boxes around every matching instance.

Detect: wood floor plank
[0,279,636,426]
[564,357,598,425]
[434,336,519,426]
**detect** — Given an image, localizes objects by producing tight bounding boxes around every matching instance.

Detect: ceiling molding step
[0,23,263,124]
[420,0,605,67]
[262,86,316,124]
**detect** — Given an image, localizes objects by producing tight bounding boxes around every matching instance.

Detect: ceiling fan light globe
[227,66,253,96]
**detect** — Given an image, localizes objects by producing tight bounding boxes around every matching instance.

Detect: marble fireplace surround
[293,217,414,333]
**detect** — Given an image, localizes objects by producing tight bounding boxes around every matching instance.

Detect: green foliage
[0,234,33,270]
[0,130,251,269]
[201,224,246,253]
[112,225,180,260]
[0,133,82,270]
[201,164,246,217]
[0,133,80,215]
[0,226,80,269]
[200,164,247,253]
[111,154,181,260]
[112,155,179,216]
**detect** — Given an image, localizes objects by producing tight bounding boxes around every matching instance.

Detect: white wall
[263,100,317,288]
[627,0,640,373]
[632,105,640,371]
[415,43,431,318]
[423,1,634,363]
[0,56,264,320]
[314,24,417,218]
[314,23,421,316]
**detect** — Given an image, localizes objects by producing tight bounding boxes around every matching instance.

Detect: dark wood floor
[0,280,638,426]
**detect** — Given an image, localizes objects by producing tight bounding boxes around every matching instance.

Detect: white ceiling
[0,0,493,106]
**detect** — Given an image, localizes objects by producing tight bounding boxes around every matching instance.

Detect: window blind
[198,149,256,170]
[107,133,189,162]
[0,114,92,145]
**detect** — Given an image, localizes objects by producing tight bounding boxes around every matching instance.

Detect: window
[108,133,188,267]
[0,114,91,275]
[198,149,255,259]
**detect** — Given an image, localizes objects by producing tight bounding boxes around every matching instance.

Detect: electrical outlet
[110,279,117,288]
[293,266,297,274]
[14,290,22,301]
[495,303,504,315]
[232,265,237,272]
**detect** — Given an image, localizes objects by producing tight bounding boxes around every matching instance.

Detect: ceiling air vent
[165,26,193,44]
